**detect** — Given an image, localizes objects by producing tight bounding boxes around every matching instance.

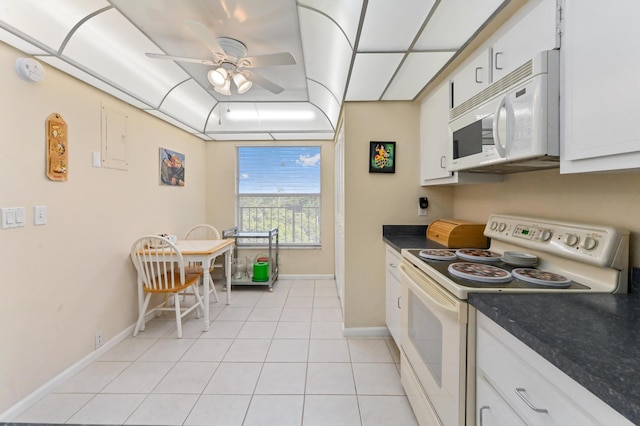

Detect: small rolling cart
[222,227,279,291]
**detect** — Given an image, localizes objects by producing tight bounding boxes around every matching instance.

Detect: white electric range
[398,214,629,426]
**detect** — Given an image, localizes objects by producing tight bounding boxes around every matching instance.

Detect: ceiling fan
[146,19,296,95]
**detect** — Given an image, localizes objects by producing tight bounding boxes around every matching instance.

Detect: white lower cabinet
[477,376,526,425]
[477,312,633,426]
[385,245,402,345]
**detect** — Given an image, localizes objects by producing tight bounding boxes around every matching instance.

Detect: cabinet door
[420,82,453,182]
[561,0,640,173]
[491,0,559,82]
[385,247,402,344]
[477,376,527,426]
[451,48,491,107]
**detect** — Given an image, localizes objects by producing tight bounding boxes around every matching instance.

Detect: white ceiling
[0,0,509,141]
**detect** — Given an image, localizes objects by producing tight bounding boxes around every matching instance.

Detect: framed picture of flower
[369,141,396,173]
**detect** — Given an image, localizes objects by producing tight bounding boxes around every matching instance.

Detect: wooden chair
[184,224,221,302]
[130,235,204,338]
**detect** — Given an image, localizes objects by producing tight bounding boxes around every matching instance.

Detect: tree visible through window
[237,146,321,247]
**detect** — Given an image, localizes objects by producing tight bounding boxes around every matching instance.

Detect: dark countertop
[383,225,640,424]
[470,291,640,424]
[382,224,442,252]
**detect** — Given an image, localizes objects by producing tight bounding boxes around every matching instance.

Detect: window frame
[235,145,322,248]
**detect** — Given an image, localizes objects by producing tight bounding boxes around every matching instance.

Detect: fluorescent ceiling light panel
[357,0,436,51]
[297,0,364,46]
[299,8,352,103]
[0,0,109,52]
[159,79,216,130]
[227,109,316,121]
[346,53,404,101]
[414,0,505,50]
[383,51,454,100]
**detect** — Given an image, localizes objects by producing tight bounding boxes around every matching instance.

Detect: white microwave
[448,50,560,173]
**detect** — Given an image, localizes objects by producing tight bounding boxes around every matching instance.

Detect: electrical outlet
[418,207,427,216]
[95,331,104,349]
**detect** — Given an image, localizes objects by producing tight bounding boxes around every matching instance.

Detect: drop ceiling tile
[346,53,404,101]
[159,79,216,132]
[0,0,110,52]
[297,0,364,47]
[382,51,454,100]
[270,132,334,140]
[414,0,506,50]
[210,133,274,141]
[63,9,190,107]
[307,80,341,127]
[38,56,151,109]
[299,7,352,104]
[357,0,436,52]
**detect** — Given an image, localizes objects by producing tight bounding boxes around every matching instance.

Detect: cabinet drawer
[477,375,526,425]
[478,325,597,425]
[386,246,402,281]
[477,313,633,425]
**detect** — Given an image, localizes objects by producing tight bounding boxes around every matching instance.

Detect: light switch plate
[34,205,47,225]
[1,207,25,229]
[92,151,101,167]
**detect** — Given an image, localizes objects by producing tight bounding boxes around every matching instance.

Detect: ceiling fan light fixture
[213,78,231,96]
[207,67,228,87]
[233,73,253,94]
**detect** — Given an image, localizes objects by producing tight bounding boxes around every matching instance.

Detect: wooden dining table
[136,238,235,332]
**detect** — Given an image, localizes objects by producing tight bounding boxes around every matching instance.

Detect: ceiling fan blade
[145,52,217,66]
[244,70,284,94]
[184,19,226,60]
[242,52,296,68]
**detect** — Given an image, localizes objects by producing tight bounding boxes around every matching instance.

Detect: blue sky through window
[238,146,321,194]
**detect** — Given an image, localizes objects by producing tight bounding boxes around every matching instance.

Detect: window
[237,146,321,247]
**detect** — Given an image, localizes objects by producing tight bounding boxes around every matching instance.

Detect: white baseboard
[0,325,133,422]
[342,326,391,337]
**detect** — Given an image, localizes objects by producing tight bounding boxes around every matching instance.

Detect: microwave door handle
[492,96,508,158]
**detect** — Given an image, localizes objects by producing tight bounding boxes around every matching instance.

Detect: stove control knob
[581,237,598,251]
[490,221,498,231]
[564,233,580,247]
[540,229,553,241]
[498,222,507,232]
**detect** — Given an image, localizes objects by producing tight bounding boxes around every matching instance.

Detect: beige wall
[452,168,640,268]
[342,102,454,329]
[0,42,206,413]
[204,140,336,275]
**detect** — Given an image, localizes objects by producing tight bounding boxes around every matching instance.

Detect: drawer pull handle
[515,388,548,413]
[479,406,490,426]
[475,67,483,83]
[397,296,401,309]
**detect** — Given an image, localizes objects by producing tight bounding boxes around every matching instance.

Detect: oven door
[400,259,468,426]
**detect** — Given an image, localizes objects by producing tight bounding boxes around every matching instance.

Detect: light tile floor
[14,279,418,426]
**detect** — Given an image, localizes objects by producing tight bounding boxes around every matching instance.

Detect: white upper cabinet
[490,0,560,82]
[560,0,640,173]
[451,48,493,108]
[420,82,452,182]
[451,0,560,108]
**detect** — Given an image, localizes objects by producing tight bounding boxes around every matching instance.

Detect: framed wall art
[369,141,396,173]
[160,148,185,186]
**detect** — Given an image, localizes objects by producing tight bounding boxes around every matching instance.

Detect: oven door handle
[400,263,463,322]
